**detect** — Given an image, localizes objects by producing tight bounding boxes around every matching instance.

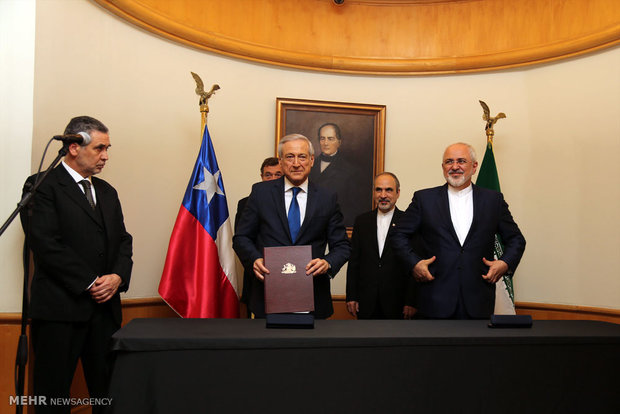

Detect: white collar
[448,183,473,197]
[283,177,308,193]
[62,161,90,183]
[377,208,395,220]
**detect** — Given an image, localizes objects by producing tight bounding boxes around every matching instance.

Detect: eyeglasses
[282,154,310,164]
[443,158,469,166]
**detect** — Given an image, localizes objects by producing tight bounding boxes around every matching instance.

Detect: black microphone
[53,131,91,146]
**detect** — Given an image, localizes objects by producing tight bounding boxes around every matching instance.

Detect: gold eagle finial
[191,72,220,112]
[479,100,506,145]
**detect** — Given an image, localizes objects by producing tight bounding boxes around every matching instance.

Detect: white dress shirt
[447,184,473,246]
[376,208,395,257]
[62,161,97,205]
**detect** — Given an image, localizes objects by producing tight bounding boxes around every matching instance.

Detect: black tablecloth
[107,319,620,414]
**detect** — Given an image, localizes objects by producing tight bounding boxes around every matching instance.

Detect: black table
[107,319,620,414]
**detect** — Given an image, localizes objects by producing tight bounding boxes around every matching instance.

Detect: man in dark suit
[233,134,351,319]
[346,172,416,319]
[22,116,132,412]
[234,157,282,317]
[391,143,525,319]
[309,122,363,227]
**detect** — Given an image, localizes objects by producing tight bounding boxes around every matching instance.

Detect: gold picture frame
[276,97,386,232]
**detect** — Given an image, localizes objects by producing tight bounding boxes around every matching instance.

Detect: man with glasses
[391,142,525,319]
[233,134,351,318]
[346,172,417,320]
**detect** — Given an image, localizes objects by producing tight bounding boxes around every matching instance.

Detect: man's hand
[482,258,509,283]
[89,274,122,304]
[403,305,417,320]
[346,301,359,318]
[306,258,329,276]
[413,256,436,282]
[253,258,269,281]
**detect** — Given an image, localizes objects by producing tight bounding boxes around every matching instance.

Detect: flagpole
[476,100,515,315]
[158,72,239,318]
[201,104,207,134]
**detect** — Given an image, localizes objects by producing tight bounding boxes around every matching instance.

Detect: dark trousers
[31,305,119,414]
[419,288,483,320]
[357,296,405,320]
[358,297,388,320]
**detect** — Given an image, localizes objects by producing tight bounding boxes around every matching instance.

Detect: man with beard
[346,172,416,319]
[391,143,525,319]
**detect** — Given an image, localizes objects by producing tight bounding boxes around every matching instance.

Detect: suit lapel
[378,208,400,258]
[92,177,111,230]
[383,208,401,256]
[463,184,484,246]
[297,181,318,243]
[367,210,380,258]
[271,178,290,241]
[56,166,102,226]
[436,184,460,245]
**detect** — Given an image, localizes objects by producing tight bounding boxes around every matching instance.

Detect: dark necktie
[319,152,336,162]
[288,187,301,243]
[79,179,95,210]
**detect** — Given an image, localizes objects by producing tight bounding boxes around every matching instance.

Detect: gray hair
[64,115,108,136]
[444,142,477,163]
[277,134,315,158]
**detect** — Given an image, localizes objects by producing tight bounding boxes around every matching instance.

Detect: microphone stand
[0,143,70,414]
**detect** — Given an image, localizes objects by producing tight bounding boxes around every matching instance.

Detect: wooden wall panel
[331,296,620,323]
[94,0,620,74]
[516,301,620,324]
[0,316,30,414]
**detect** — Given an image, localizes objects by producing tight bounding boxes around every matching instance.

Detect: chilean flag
[159,125,239,318]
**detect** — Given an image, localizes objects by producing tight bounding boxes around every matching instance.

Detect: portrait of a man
[309,122,365,227]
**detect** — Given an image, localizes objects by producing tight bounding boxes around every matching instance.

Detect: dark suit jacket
[233,177,351,318]
[234,196,253,305]
[309,153,366,227]
[346,208,416,319]
[22,165,133,325]
[390,184,525,319]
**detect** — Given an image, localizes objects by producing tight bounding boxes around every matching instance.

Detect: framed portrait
[276,97,386,232]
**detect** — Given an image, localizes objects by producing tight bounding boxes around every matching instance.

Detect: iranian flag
[476,140,516,315]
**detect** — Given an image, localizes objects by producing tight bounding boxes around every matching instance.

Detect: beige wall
[0,0,35,312]
[1,0,618,312]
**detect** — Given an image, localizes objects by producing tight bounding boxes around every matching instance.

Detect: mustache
[449,169,464,174]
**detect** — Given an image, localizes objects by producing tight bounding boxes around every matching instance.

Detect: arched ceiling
[94,0,620,75]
